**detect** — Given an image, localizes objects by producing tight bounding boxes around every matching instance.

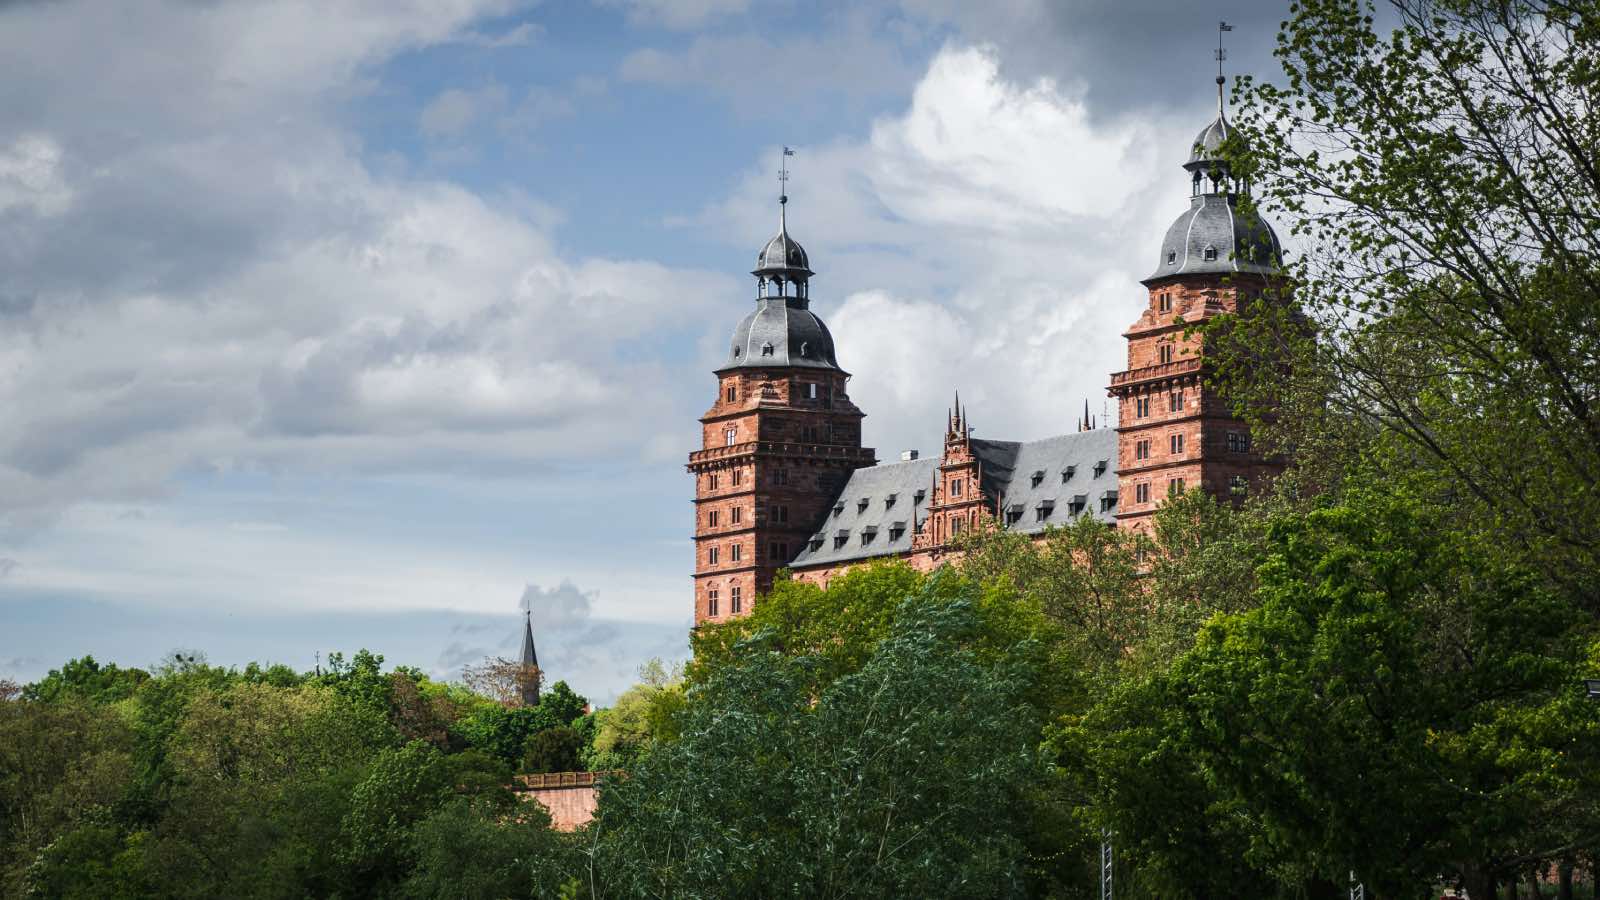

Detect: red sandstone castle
[687,86,1286,625]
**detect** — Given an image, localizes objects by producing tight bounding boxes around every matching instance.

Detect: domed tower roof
[721,154,844,374]
[721,300,842,372]
[1145,74,1283,283]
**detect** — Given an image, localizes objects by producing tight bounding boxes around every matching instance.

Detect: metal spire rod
[1216,20,1234,116]
[779,145,795,231]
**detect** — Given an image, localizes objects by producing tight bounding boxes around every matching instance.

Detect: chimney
[900,450,919,461]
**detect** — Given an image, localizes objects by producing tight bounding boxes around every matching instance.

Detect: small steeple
[518,611,541,707]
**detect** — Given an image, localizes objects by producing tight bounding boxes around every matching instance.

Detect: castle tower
[913,395,988,551]
[1109,75,1286,531]
[686,177,874,625]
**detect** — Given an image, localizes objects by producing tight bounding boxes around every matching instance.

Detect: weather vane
[1216,21,1234,113]
[779,145,795,205]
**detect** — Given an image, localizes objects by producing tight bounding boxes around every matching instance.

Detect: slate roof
[1146,192,1282,282]
[787,428,1119,570]
[1184,113,1231,170]
[721,297,843,372]
[788,454,940,568]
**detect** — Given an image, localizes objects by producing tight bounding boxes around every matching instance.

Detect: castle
[687,81,1286,625]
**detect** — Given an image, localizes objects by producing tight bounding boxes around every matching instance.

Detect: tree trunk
[1557,858,1573,900]
[1461,866,1494,900]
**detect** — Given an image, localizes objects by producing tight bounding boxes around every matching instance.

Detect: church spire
[518,611,540,707]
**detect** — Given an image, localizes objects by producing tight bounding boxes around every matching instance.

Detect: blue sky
[0,0,1292,702]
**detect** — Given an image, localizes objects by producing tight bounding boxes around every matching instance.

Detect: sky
[0,0,1295,703]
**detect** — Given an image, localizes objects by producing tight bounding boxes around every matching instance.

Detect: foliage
[587,589,1044,899]
[522,726,585,774]
[584,659,684,771]
[21,656,149,704]
[401,797,568,900]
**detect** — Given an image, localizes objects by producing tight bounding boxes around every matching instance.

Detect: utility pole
[1100,829,1113,900]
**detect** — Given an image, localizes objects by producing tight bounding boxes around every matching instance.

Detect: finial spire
[778,145,795,232]
[1216,21,1233,117]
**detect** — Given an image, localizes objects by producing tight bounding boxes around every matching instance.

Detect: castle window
[726,385,736,402]
[950,517,963,536]
[951,479,964,497]
[1136,482,1151,503]
[770,541,789,560]
[773,467,789,486]
[861,526,878,546]
[731,586,742,614]
[1170,390,1185,412]
[1035,499,1055,522]
[834,529,850,549]
[725,427,737,446]
[1203,245,1218,261]
[761,342,774,357]
[732,468,742,485]
[1136,396,1150,418]
[1170,434,1185,454]
[1099,490,1118,512]
[1070,494,1088,515]
[1227,431,1252,453]
[774,505,788,524]
[885,493,897,509]
[889,520,907,541]
[806,382,818,399]
[730,543,742,562]
[708,587,719,617]
[1168,478,1186,496]
[708,473,719,490]
[1005,504,1023,525]
[1136,439,1150,460]
[1230,475,1249,496]
[858,498,870,514]
[1159,343,1174,364]
[1030,470,1045,487]
[731,506,742,524]
[1062,466,1076,482]
[1158,292,1172,313]
[708,546,719,565]
[1094,459,1108,476]
[1167,250,1177,264]
[708,510,719,527]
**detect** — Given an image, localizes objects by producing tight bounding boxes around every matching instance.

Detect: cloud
[452,21,543,48]
[696,43,1206,457]
[0,0,736,527]
[519,579,595,630]
[597,0,750,30]
[0,557,18,578]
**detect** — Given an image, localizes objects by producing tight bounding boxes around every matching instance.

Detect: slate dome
[1147,193,1282,281]
[721,300,841,372]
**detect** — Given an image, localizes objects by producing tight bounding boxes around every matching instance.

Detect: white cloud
[0,0,735,527]
[697,43,1204,457]
[420,84,510,137]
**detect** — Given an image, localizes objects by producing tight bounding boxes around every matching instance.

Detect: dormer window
[861,525,878,546]
[833,529,850,550]
[857,498,870,514]
[1094,459,1108,476]
[799,342,810,357]
[1061,466,1075,483]
[885,493,897,509]
[1005,503,1023,525]
[832,502,844,517]
[733,346,742,357]
[1202,245,1218,262]
[1035,499,1056,522]
[808,533,825,551]
[1167,250,1177,264]
[1030,470,1045,487]
[1100,490,1119,512]
[914,489,926,503]
[888,520,906,541]
[761,342,775,357]
[1070,494,1088,515]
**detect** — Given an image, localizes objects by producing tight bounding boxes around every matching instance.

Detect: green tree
[588,587,1044,899]
[522,726,584,774]
[22,656,149,704]
[584,660,684,771]
[1115,488,1600,898]
[339,741,453,890]
[1219,0,1600,605]
[401,798,570,899]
